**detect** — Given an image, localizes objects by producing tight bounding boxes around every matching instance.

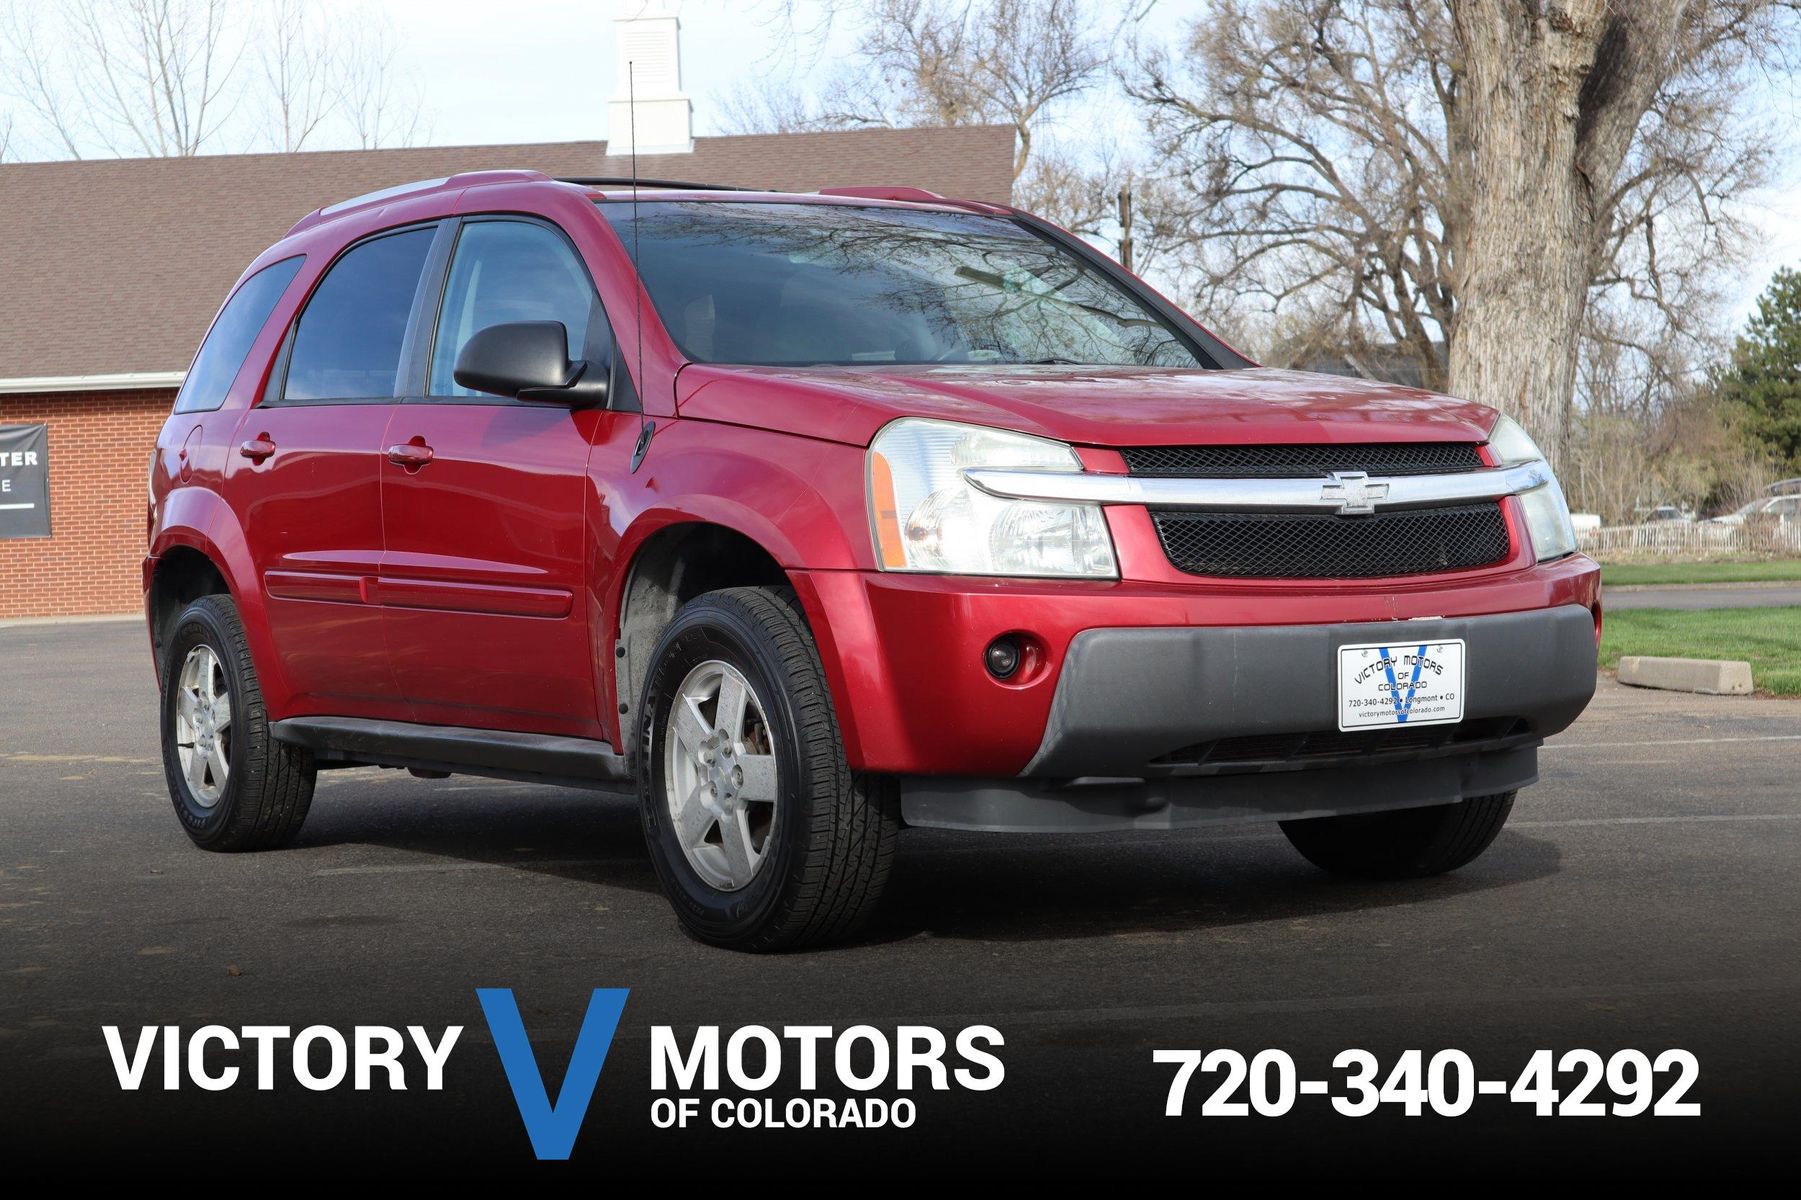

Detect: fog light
[984,636,1021,679]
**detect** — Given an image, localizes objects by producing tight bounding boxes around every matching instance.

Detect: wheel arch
[148,545,232,675]
[609,520,793,749]
[147,494,284,707]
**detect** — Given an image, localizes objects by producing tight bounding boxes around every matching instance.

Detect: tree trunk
[1446,0,1689,466]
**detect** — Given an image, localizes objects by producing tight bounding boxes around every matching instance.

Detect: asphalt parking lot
[4,617,1800,1176]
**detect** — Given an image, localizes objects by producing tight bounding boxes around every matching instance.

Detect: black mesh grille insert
[1122,443,1484,478]
[1151,503,1511,578]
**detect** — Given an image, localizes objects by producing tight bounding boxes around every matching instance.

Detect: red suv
[146,171,1600,950]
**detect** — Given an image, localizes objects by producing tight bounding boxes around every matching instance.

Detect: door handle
[238,435,277,462]
[386,440,435,470]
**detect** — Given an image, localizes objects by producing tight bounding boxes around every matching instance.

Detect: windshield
[598,201,1204,368]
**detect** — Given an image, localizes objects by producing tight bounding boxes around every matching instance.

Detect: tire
[159,593,315,852]
[1278,792,1516,879]
[637,586,898,951]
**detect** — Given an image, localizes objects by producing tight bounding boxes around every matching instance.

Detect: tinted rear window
[284,227,434,401]
[174,256,303,414]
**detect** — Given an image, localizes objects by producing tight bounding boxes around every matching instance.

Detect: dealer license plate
[1336,639,1466,732]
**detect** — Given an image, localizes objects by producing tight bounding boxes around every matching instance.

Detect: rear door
[224,224,437,717]
[378,215,615,736]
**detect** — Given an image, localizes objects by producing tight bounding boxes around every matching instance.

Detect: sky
[372,0,1169,145]
[8,0,1798,322]
[372,0,1801,325]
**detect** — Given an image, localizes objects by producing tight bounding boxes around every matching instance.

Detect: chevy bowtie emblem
[1320,470,1390,515]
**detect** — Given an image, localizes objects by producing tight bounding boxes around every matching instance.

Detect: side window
[428,220,600,398]
[174,256,304,414]
[283,227,435,402]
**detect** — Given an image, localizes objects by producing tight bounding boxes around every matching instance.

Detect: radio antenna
[628,59,654,473]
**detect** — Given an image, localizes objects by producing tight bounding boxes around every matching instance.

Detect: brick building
[0,125,1014,619]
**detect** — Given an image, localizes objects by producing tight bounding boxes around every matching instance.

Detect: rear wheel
[638,587,898,951]
[159,594,315,851]
[1278,792,1516,878]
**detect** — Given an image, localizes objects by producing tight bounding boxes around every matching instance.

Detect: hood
[674,364,1499,448]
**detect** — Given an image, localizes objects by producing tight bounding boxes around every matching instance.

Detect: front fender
[615,423,873,571]
[589,422,875,750]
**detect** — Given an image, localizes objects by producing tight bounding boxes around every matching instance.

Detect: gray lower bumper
[899,604,1595,833]
[902,746,1539,833]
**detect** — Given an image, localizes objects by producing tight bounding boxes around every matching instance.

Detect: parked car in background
[144,171,1600,950]
[1710,480,1801,525]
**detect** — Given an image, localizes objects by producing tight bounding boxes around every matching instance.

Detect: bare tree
[724,0,1116,231]
[0,0,425,158]
[1130,1,1795,463]
[715,82,831,137]
[839,0,1105,178]
[1016,145,1117,237]
[258,0,335,152]
[338,8,423,150]
[3,0,240,157]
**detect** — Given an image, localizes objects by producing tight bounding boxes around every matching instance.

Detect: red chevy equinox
[146,171,1600,950]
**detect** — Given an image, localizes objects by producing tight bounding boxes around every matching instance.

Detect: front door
[224,224,438,718]
[379,217,611,736]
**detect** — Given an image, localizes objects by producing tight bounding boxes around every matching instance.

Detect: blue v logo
[477,987,630,1160]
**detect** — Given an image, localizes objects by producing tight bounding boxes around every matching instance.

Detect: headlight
[1487,414,1577,561]
[867,418,1118,578]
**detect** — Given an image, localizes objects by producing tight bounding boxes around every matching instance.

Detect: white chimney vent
[607,1,693,156]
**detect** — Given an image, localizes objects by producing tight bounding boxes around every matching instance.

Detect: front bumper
[790,555,1600,779]
[1020,605,1595,777]
[789,559,1599,831]
[901,604,1594,832]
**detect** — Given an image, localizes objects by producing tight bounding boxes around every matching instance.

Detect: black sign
[0,424,51,539]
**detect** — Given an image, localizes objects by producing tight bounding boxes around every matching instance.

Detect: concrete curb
[1617,655,1754,695]
[0,613,139,629]
[1608,580,1801,593]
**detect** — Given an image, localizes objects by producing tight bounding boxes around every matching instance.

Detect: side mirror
[452,321,608,406]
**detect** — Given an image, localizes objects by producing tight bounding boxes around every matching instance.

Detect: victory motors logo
[102,989,1004,1161]
[480,988,630,1159]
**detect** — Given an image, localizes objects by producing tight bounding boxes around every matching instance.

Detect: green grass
[1601,560,1801,587]
[1600,606,1801,696]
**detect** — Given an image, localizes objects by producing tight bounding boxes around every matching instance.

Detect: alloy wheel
[663,659,780,891]
[174,643,232,807]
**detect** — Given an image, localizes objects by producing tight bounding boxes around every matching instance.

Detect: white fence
[1577,519,1801,559]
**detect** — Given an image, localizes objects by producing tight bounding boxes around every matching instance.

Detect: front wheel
[159,594,315,851]
[637,587,898,951]
[1279,792,1517,878]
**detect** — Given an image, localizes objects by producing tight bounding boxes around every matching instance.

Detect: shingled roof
[0,125,1015,390]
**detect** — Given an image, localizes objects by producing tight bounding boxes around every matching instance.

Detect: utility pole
[1117,184,1134,273]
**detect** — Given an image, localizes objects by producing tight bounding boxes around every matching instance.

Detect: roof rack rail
[287,169,551,235]
[557,176,756,191]
[817,186,944,202]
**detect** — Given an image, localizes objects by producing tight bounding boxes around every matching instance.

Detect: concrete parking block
[1617,654,1755,695]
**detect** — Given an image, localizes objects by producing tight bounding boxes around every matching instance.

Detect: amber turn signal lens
[868,450,908,569]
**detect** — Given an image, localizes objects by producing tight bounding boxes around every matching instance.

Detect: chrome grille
[1127,442,1509,578]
